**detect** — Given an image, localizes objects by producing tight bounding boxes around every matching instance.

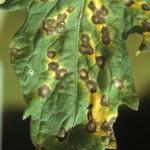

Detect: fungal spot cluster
[79,34,94,55]
[86,104,96,133]
[100,117,116,133]
[78,68,97,93]
[88,1,108,25]
[84,90,117,148]
[43,14,66,35]
[43,7,75,35]
[88,1,111,46]
[47,50,68,80]
[100,117,116,144]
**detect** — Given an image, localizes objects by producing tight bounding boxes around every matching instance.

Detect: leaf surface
[2,0,148,149]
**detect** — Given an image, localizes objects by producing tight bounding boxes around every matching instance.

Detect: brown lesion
[43,7,75,36]
[88,1,112,46]
[141,3,150,11]
[100,95,109,106]
[95,56,106,69]
[78,68,89,81]
[46,49,68,79]
[101,26,111,46]
[79,33,94,55]
[85,92,117,149]
[100,118,116,134]
[47,50,56,59]
[55,69,68,80]
[78,66,97,94]
[85,104,97,133]
[88,1,108,25]
[38,85,50,99]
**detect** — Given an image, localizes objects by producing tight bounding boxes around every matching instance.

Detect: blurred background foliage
[0,10,26,111]
[0,10,150,111]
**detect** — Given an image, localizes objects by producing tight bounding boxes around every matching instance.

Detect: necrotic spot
[87,109,93,121]
[141,3,150,11]
[47,51,56,59]
[101,27,111,45]
[85,120,96,133]
[78,69,89,80]
[81,34,90,43]
[55,69,68,80]
[86,80,97,93]
[100,5,108,16]
[88,1,96,11]
[101,136,110,144]
[80,34,94,55]
[55,24,65,33]
[48,62,59,71]
[100,95,109,106]
[57,13,67,23]
[91,15,105,24]
[143,21,150,32]
[38,85,50,99]
[96,56,105,69]
[91,5,108,25]
[80,44,94,55]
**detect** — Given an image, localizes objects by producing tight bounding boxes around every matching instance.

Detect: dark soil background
[2,93,150,150]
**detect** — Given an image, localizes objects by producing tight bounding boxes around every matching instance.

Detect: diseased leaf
[2,0,149,149]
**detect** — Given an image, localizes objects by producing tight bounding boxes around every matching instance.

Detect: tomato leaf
[2,0,148,150]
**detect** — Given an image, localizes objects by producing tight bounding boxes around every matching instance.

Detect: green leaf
[2,0,147,149]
